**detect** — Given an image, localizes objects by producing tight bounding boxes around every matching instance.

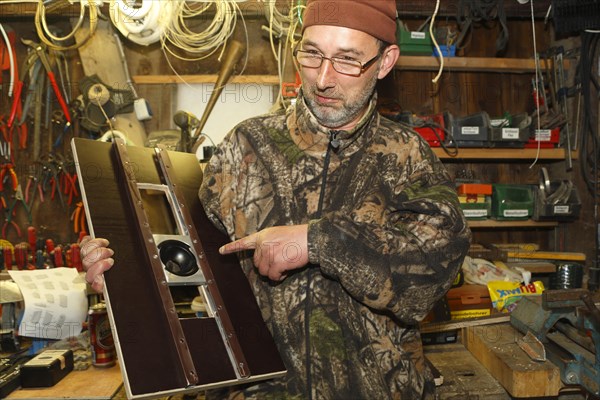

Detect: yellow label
[450,309,491,319]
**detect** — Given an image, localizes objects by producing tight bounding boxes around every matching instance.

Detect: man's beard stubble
[304,72,379,129]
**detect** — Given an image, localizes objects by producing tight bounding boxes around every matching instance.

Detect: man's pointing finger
[219,233,257,255]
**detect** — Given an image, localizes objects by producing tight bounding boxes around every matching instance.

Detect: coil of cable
[110,0,179,46]
[35,0,99,51]
[161,0,240,62]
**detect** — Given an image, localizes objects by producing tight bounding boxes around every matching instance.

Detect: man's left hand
[219,225,309,281]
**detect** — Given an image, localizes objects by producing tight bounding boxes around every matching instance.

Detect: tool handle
[7,80,23,128]
[65,247,72,268]
[27,226,37,250]
[14,244,27,270]
[36,249,44,269]
[47,72,71,124]
[3,248,11,270]
[71,243,82,272]
[46,238,55,253]
[53,246,63,267]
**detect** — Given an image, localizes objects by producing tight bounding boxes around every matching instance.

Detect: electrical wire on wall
[35,0,98,51]
[159,0,249,90]
[430,0,444,84]
[263,0,304,109]
[0,23,16,97]
[578,31,600,290]
[162,1,239,62]
[527,0,543,168]
[110,0,178,47]
[580,33,600,195]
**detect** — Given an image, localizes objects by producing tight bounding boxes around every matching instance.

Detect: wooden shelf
[395,56,567,73]
[433,148,577,160]
[133,75,280,85]
[468,220,558,229]
[506,261,557,274]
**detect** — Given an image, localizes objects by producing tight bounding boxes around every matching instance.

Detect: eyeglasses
[293,49,381,77]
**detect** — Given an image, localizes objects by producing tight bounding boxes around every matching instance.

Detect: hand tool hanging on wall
[554,50,573,170]
[113,33,152,122]
[20,39,71,126]
[2,186,32,240]
[455,0,509,54]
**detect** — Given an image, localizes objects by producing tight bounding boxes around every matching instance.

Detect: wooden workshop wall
[1,3,595,283]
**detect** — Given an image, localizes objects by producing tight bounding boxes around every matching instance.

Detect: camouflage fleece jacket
[199,93,471,400]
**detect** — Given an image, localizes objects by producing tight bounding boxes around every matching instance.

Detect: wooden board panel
[424,343,509,399]
[71,138,285,399]
[464,323,562,397]
[7,364,122,399]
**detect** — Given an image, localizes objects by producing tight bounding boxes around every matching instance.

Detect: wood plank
[396,56,572,73]
[507,250,586,261]
[0,1,552,18]
[421,314,511,334]
[424,343,510,399]
[396,56,570,73]
[505,261,558,274]
[464,323,562,397]
[7,364,122,399]
[398,0,552,18]
[433,148,578,160]
[133,75,280,85]
[468,220,558,229]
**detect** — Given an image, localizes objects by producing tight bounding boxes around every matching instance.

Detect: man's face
[299,25,383,130]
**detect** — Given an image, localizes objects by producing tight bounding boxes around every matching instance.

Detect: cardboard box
[446,285,493,319]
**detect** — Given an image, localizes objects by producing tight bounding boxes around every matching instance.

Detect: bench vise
[511,289,600,396]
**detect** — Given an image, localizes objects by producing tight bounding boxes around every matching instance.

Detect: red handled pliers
[19,39,71,126]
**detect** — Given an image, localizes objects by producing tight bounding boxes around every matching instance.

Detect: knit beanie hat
[302,0,398,44]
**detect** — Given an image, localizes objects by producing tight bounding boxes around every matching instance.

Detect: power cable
[162,1,238,62]
[35,0,98,51]
[264,1,303,109]
[110,0,178,47]
[578,31,600,290]
[0,23,15,97]
[529,0,543,168]
[430,0,444,84]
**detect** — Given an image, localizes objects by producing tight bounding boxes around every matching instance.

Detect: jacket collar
[286,91,379,158]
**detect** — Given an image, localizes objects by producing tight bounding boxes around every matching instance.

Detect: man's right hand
[80,236,114,293]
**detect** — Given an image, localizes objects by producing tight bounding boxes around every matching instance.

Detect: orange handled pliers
[0,163,18,192]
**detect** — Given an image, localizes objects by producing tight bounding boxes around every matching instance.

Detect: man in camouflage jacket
[205,1,471,398]
[82,0,471,398]
[203,85,470,400]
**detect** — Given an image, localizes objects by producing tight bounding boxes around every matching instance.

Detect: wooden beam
[464,323,562,398]
[421,314,511,334]
[396,56,570,73]
[132,75,280,85]
[468,220,558,229]
[397,0,552,18]
[434,148,578,161]
[0,0,553,19]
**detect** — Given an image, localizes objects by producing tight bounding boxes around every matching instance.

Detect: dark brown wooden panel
[72,138,285,398]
